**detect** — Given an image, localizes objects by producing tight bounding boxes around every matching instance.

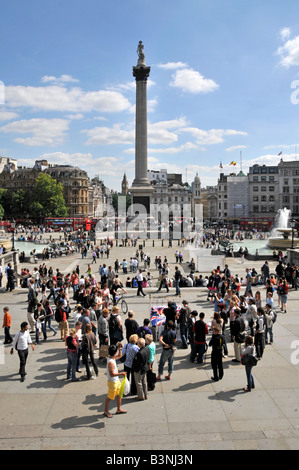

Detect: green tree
[30,173,68,219]
[0,188,6,219]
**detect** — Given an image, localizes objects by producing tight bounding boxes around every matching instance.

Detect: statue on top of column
[137,41,146,66]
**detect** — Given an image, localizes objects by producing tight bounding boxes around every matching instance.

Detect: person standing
[190,312,209,364]
[209,326,226,381]
[56,300,69,341]
[27,279,38,333]
[109,306,123,345]
[98,308,110,351]
[254,307,265,359]
[264,304,275,345]
[104,344,127,418]
[136,269,146,297]
[178,300,191,349]
[42,299,57,337]
[174,266,182,296]
[121,334,139,394]
[10,322,35,382]
[2,306,13,344]
[242,335,256,392]
[65,328,80,382]
[132,337,150,400]
[81,324,98,380]
[231,308,245,362]
[156,321,177,381]
[124,311,139,342]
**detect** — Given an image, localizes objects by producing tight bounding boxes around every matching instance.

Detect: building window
[269,186,275,191]
[261,186,267,191]
[253,186,258,192]
[253,206,259,212]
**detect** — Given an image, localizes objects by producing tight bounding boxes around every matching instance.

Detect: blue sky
[1,0,299,191]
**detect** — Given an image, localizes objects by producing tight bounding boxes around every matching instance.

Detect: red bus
[44,217,94,231]
[240,218,274,231]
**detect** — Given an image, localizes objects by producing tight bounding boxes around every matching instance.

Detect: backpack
[109,314,118,333]
[138,327,147,339]
[55,307,63,323]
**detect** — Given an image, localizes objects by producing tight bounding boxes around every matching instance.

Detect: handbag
[241,354,257,366]
[99,344,109,358]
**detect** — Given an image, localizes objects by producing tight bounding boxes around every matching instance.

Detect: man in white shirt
[136,269,146,297]
[10,322,35,382]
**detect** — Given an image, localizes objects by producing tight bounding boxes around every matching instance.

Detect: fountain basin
[267,237,299,249]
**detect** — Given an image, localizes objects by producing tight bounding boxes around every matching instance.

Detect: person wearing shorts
[104,343,127,418]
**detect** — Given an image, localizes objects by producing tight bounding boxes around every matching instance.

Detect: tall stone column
[129,41,154,214]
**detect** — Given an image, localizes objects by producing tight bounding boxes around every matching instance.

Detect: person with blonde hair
[121,334,139,394]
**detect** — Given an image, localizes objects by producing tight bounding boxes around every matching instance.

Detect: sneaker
[165,375,171,380]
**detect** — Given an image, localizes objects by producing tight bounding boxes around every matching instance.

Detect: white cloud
[225,145,247,152]
[180,127,247,146]
[41,74,80,84]
[158,62,188,70]
[280,27,291,41]
[0,118,69,146]
[170,68,219,94]
[82,124,134,145]
[277,33,299,68]
[0,110,19,122]
[66,113,84,120]
[5,85,131,113]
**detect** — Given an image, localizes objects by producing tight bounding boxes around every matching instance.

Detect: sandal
[116,409,127,414]
[104,412,113,418]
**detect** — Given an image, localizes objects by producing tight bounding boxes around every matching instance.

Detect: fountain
[267,208,299,249]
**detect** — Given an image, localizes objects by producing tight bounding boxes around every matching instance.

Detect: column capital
[133,66,151,82]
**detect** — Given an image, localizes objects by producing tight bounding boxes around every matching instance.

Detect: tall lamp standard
[10,221,15,251]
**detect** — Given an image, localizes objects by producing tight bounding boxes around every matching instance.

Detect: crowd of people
[2,233,298,416]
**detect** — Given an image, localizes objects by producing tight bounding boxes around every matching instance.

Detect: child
[2,307,13,344]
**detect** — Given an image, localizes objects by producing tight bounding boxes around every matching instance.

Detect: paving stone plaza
[0,239,299,451]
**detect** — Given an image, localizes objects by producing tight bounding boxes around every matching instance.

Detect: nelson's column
[129,41,154,213]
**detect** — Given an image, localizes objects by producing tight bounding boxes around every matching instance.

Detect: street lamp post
[10,222,15,251]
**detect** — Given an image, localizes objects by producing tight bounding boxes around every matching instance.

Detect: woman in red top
[2,306,12,344]
[279,279,289,314]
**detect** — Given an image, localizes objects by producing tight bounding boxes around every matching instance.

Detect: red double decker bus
[44,217,94,231]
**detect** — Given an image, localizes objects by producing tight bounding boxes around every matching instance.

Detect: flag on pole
[219,162,223,169]
[278,151,282,156]
[229,161,237,166]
